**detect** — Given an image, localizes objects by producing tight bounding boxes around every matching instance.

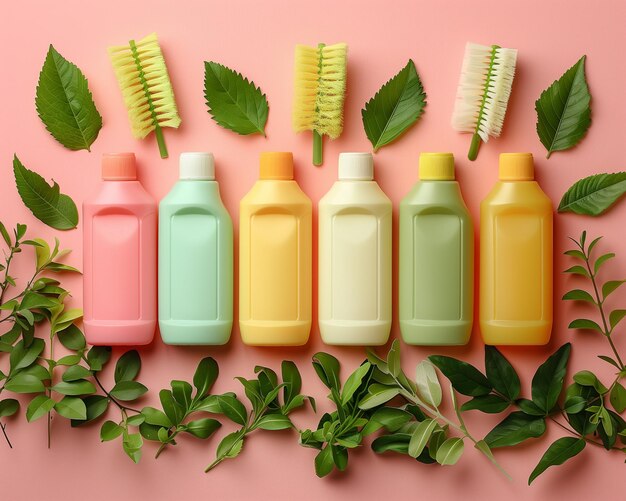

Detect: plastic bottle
[83,153,157,345]
[399,153,474,345]
[318,153,392,345]
[239,152,312,346]
[480,153,553,345]
[158,153,233,345]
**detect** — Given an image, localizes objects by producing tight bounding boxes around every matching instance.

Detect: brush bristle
[451,43,517,142]
[293,43,347,139]
[109,33,181,139]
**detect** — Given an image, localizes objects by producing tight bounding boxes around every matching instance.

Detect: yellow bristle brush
[451,42,517,161]
[109,33,181,159]
[293,43,347,166]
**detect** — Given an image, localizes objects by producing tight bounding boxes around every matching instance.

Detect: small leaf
[535,55,591,158]
[568,318,602,332]
[517,398,546,416]
[414,360,442,407]
[598,355,621,369]
[5,374,46,393]
[0,221,11,247]
[461,394,509,414]
[87,346,111,371]
[358,385,400,410]
[387,340,401,377]
[114,350,141,383]
[35,45,102,150]
[428,355,492,397]
[485,412,546,448]
[10,338,45,372]
[51,379,96,396]
[217,395,248,426]
[558,173,626,216]
[122,432,143,463]
[609,310,626,330]
[185,418,221,439]
[57,324,86,351]
[528,437,585,484]
[341,362,371,405]
[141,406,172,428]
[561,289,595,303]
[204,61,268,135]
[110,381,148,401]
[13,155,78,230]
[255,414,292,431]
[573,370,608,394]
[0,398,19,418]
[311,352,341,392]
[435,437,464,465]
[71,395,109,427]
[610,383,626,413]
[531,343,571,414]
[365,407,413,434]
[193,357,219,398]
[562,396,587,414]
[595,253,616,273]
[408,419,437,458]
[563,265,589,277]
[281,360,302,407]
[62,365,92,382]
[314,445,335,478]
[485,346,520,401]
[362,60,427,151]
[172,380,193,410]
[100,420,123,441]
[54,396,87,420]
[603,280,625,300]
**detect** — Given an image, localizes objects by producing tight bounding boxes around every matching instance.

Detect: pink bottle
[83,153,157,345]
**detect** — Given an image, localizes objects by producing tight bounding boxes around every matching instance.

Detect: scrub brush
[108,33,181,159]
[293,43,347,166]
[451,43,517,161]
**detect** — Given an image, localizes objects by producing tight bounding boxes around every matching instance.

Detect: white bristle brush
[451,43,517,161]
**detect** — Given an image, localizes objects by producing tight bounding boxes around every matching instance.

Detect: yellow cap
[499,153,534,181]
[260,152,294,180]
[419,153,455,180]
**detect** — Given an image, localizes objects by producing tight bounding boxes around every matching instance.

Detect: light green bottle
[159,152,233,345]
[399,153,474,345]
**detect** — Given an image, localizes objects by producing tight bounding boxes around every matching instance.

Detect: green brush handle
[155,124,169,159]
[468,133,481,161]
[313,130,323,166]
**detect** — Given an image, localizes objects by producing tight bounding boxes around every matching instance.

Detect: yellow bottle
[480,153,553,345]
[239,152,312,346]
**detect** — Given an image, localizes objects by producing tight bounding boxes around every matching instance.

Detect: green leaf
[312,352,341,392]
[609,309,626,330]
[62,365,92,382]
[193,357,218,398]
[314,446,335,477]
[610,383,626,413]
[531,343,571,414]
[573,370,608,394]
[54,396,87,420]
[358,385,400,410]
[110,381,148,401]
[558,173,626,216]
[341,362,371,405]
[281,360,302,407]
[568,318,602,332]
[562,396,587,414]
[26,395,55,422]
[485,412,546,448]
[57,324,86,351]
[408,418,437,458]
[203,61,268,136]
[12,155,78,230]
[51,379,96,396]
[428,356,491,397]
[563,265,589,277]
[141,406,172,428]
[564,248,586,260]
[435,437,464,465]
[87,346,111,371]
[71,395,109,427]
[217,395,248,426]
[255,414,292,431]
[5,374,46,393]
[414,360,442,407]
[561,289,595,303]
[35,45,102,151]
[114,350,141,383]
[122,432,143,463]
[100,420,123,441]
[535,55,591,158]
[185,418,221,439]
[595,253,616,273]
[0,398,19,418]
[387,340,401,377]
[603,280,625,300]
[528,437,585,484]
[0,221,11,247]
[10,338,45,372]
[484,346,520,401]
[365,407,413,434]
[461,394,509,414]
[19,292,58,310]
[172,380,193,410]
[362,59,426,151]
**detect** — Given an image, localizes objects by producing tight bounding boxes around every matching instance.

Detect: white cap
[338,152,374,180]
[180,152,215,180]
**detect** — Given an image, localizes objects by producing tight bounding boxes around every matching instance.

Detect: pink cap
[102,153,137,180]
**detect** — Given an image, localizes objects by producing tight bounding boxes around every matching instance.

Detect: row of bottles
[82,151,553,347]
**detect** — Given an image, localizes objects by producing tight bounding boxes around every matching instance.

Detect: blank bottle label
[170,213,218,320]
[250,213,298,320]
[413,214,462,321]
[331,213,378,320]
[92,213,140,320]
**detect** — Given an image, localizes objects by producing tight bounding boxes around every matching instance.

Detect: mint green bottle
[159,152,233,345]
[399,153,474,345]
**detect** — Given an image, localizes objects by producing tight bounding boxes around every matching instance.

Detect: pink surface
[1,0,625,499]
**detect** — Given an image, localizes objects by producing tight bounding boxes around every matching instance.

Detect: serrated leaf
[528,437,585,484]
[535,55,591,158]
[203,61,268,136]
[558,173,626,216]
[362,59,426,151]
[531,343,571,414]
[13,155,78,230]
[35,45,102,151]
[485,412,546,448]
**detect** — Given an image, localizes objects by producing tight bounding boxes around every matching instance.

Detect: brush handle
[313,130,323,166]
[468,133,481,161]
[155,124,169,159]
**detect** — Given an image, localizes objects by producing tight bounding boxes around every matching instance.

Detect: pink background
[1,0,626,499]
